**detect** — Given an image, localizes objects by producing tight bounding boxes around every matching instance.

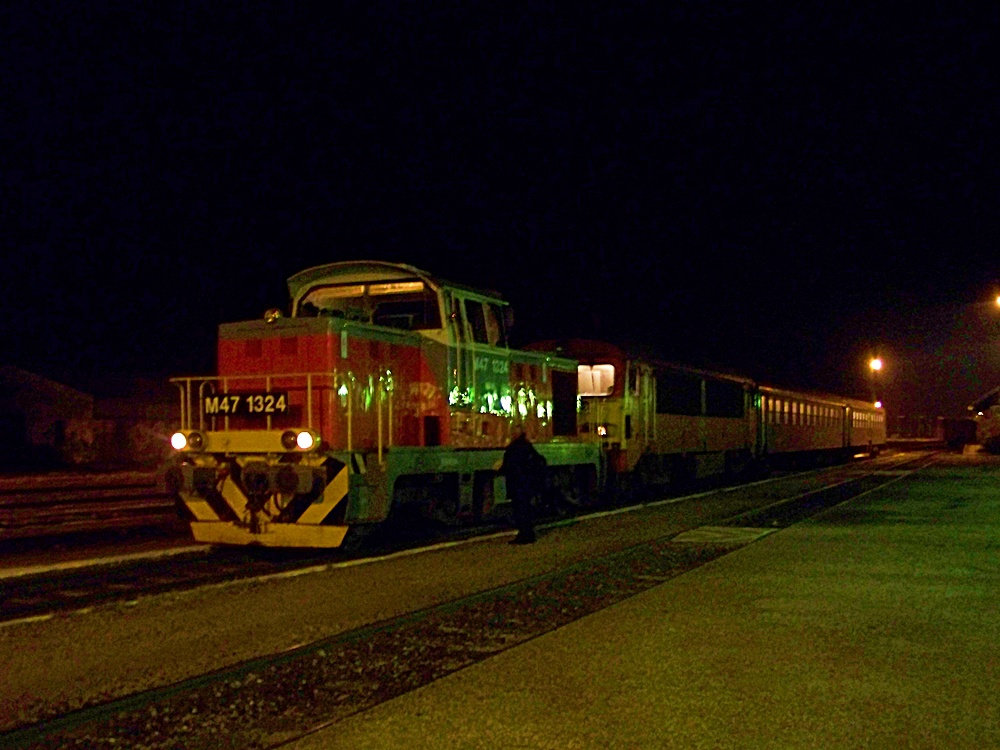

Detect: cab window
[464,300,490,344]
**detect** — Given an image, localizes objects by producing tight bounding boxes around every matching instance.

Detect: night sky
[2,2,997,419]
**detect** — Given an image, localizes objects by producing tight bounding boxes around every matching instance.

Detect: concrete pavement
[290,452,1000,749]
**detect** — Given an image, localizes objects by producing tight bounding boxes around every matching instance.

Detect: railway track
[1,450,938,749]
[0,451,930,626]
[0,470,179,542]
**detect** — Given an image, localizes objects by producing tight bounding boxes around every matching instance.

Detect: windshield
[297,283,443,331]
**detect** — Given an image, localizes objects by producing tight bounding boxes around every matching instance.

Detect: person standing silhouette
[500,430,546,544]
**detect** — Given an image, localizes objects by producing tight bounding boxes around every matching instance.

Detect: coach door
[757,393,768,457]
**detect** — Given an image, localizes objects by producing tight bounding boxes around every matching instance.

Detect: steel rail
[0,472,178,541]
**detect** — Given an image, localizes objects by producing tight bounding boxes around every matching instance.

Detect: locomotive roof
[287,260,507,304]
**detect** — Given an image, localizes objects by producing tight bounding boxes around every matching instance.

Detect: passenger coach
[528,340,757,493]
[757,385,886,463]
[528,340,886,494]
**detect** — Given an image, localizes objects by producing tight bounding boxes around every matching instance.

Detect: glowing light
[448,386,475,407]
[296,431,315,450]
[368,281,425,295]
[338,384,349,397]
[170,432,188,450]
[306,284,365,300]
[596,425,608,437]
[578,364,615,396]
[516,387,530,417]
[874,400,882,409]
[380,371,395,396]
[869,358,882,371]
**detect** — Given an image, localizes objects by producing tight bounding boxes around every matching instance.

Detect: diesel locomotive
[166,260,599,547]
[167,260,886,548]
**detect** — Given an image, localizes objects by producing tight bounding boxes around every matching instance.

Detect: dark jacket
[500,433,547,502]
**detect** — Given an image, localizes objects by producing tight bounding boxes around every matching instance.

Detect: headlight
[171,431,204,451]
[281,430,317,451]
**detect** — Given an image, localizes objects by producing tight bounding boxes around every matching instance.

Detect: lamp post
[869,357,883,408]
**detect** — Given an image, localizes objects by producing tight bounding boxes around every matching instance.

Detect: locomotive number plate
[203,392,289,417]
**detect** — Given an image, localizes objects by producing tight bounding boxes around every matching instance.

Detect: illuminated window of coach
[578,364,615,396]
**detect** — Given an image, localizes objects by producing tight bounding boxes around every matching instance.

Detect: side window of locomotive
[578,364,615,396]
[655,371,701,415]
[485,303,506,347]
[705,379,744,418]
[464,300,490,344]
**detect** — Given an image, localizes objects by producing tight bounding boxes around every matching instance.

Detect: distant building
[0,366,178,470]
[969,386,1000,452]
[968,386,1000,416]
[0,365,93,468]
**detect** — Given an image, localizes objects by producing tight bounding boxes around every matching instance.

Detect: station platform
[290,452,1000,749]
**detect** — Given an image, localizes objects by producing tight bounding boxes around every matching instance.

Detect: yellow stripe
[190,521,350,548]
[220,476,250,517]
[298,466,348,524]
[179,493,220,522]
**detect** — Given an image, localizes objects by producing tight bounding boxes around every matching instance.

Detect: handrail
[169,371,400,460]
[169,373,339,432]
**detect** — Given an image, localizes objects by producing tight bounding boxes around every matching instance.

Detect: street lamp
[869,357,883,407]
